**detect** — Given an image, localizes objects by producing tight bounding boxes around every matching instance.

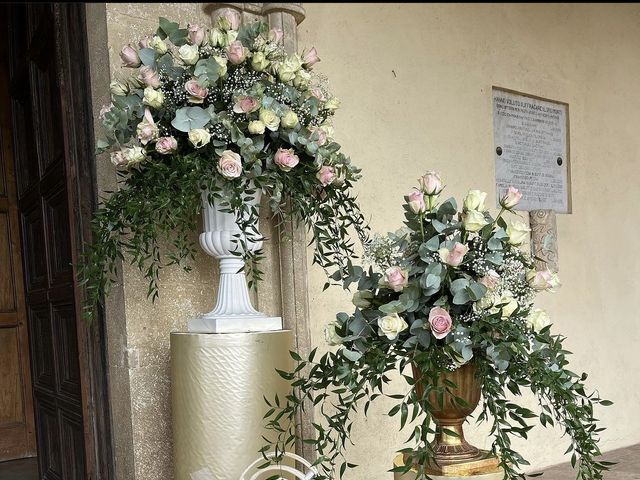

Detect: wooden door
[0,37,37,463]
[6,4,87,478]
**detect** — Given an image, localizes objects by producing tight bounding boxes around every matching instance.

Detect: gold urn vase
[410,362,501,476]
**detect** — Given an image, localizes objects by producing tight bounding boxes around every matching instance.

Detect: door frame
[3,4,114,479]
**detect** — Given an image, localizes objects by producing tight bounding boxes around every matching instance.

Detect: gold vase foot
[424,450,501,476]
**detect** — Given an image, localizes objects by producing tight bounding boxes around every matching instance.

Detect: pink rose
[274,148,299,172]
[479,270,500,289]
[139,66,161,88]
[419,171,442,195]
[136,108,158,145]
[310,87,326,102]
[232,96,259,114]
[428,307,452,339]
[384,266,408,292]
[187,24,206,45]
[527,269,554,291]
[217,150,243,179]
[155,136,177,155]
[120,45,141,67]
[110,151,128,168]
[223,10,241,30]
[268,28,284,44]
[309,126,327,146]
[226,40,247,65]
[138,35,151,49]
[408,190,426,214]
[302,47,320,68]
[438,242,469,267]
[316,165,335,186]
[500,186,523,209]
[185,80,208,104]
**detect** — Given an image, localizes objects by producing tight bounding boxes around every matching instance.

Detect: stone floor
[538,443,640,479]
[0,457,38,480]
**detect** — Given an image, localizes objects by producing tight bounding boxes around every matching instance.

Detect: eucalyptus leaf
[171,107,210,132]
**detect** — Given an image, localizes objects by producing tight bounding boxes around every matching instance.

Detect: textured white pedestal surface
[171,330,293,480]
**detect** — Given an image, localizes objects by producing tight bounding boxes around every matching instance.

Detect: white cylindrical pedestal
[171,330,293,480]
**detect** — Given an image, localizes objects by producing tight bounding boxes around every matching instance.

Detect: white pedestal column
[171,331,293,480]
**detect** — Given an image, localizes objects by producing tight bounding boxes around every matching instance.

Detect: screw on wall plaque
[557,157,563,166]
[496,146,503,156]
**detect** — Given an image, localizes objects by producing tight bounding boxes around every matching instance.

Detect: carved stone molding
[529,209,559,272]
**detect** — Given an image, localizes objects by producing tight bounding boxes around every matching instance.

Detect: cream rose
[496,292,519,319]
[259,109,280,131]
[384,266,408,292]
[278,56,302,82]
[213,56,228,77]
[324,322,343,346]
[428,307,453,339]
[293,69,311,90]
[149,36,168,54]
[506,220,531,245]
[274,148,299,172]
[110,80,129,96]
[280,110,299,129]
[178,44,199,65]
[217,150,242,179]
[208,28,226,47]
[251,51,270,72]
[110,151,128,168]
[527,308,551,333]
[188,129,211,149]
[377,313,408,341]
[123,146,146,165]
[324,97,341,111]
[248,120,265,135]
[463,190,487,212]
[463,209,488,232]
[143,87,164,109]
[438,242,469,267]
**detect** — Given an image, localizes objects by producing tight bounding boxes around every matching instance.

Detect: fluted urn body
[187,189,282,333]
[411,362,501,475]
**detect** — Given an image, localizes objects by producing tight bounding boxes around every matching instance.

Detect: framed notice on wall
[492,87,571,213]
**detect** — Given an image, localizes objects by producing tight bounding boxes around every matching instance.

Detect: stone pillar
[529,210,559,272]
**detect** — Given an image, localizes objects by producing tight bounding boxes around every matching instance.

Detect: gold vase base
[424,451,501,476]
[394,454,503,479]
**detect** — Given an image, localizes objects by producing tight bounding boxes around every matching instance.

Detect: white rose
[506,220,531,245]
[527,308,551,333]
[462,210,488,232]
[178,44,200,65]
[293,69,311,90]
[278,56,302,83]
[142,87,164,109]
[208,28,226,47]
[149,36,168,54]
[188,129,211,149]
[213,56,228,77]
[259,109,280,132]
[377,313,408,341]
[217,150,243,179]
[474,290,497,312]
[280,110,299,129]
[352,290,373,309]
[251,51,270,72]
[248,120,265,135]
[324,322,343,346]
[123,146,146,165]
[463,190,487,212]
[110,80,129,96]
[226,30,238,45]
[494,291,519,319]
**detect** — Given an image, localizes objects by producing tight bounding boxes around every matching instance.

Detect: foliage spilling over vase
[80,14,367,320]
[264,173,611,479]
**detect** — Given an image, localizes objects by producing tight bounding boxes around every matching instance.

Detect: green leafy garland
[80,17,369,319]
[263,173,611,479]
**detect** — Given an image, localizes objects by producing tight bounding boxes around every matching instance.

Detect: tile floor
[539,443,640,479]
[0,457,38,480]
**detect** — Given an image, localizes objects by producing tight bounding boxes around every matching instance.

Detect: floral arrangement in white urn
[264,172,611,479]
[80,14,368,321]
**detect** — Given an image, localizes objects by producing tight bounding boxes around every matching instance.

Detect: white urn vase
[187,188,282,333]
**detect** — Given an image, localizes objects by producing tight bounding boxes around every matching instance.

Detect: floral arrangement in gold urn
[263,171,611,479]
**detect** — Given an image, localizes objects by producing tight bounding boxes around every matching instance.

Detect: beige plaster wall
[299,3,640,478]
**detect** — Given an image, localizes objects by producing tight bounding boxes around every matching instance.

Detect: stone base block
[187,314,282,333]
